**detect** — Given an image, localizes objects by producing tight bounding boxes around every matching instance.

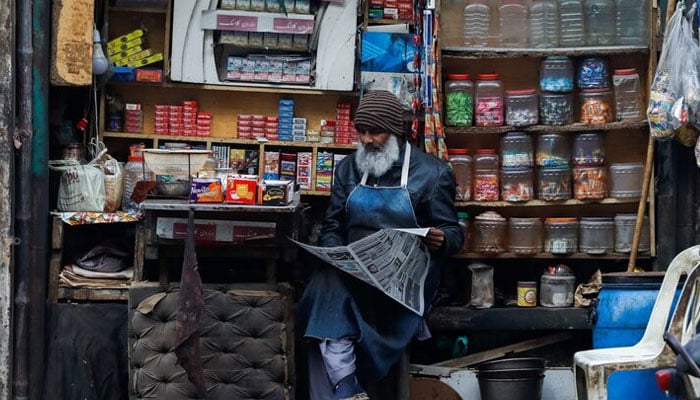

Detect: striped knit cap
[353,90,404,137]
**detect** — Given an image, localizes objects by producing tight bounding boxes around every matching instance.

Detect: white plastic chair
[573,245,700,400]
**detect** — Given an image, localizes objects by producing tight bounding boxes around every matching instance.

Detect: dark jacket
[319,142,463,259]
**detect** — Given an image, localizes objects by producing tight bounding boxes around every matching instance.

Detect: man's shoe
[334,374,368,400]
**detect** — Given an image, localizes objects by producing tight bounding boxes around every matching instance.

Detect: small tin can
[517,281,538,307]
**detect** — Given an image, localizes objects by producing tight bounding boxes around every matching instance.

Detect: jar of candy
[540,264,576,307]
[544,217,579,254]
[505,89,539,126]
[540,56,574,92]
[501,167,534,202]
[577,57,610,89]
[449,148,473,201]
[500,131,533,167]
[573,132,606,165]
[540,92,575,125]
[445,74,474,127]
[473,211,507,255]
[579,88,614,124]
[508,217,543,254]
[536,133,570,167]
[474,149,500,201]
[612,68,643,121]
[579,217,614,254]
[475,74,504,127]
[573,165,608,200]
[538,166,572,200]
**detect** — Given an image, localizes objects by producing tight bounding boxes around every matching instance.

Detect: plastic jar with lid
[123,156,154,211]
[501,167,534,202]
[544,217,579,254]
[608,162,644,198]
[573,132,606,165]
[538,166,572,200]
[577,57,610,89]
[536,133,570,167]
[579,217,614,254]
[508,217,543,254]
[473,211,507,255]
[449,148,473,201]
[584,0,615,45]
[500,131,533,167]
[579,88,614,124]
[528,0,560,48]
[445,74,474,127]
[505,89,539,127]
[540,56,574,92]
[540,92,575,125]
[475,74,504,127]
[614,214,650,253]
[457,211,471,253]
[540,264,576,307]
[612,68,643,121]
[573,165,608,200]
[474,149,500,201]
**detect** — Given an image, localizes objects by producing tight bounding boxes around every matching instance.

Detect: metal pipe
[13,0,33,398]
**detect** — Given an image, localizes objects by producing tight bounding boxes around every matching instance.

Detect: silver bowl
[156,181,190,197]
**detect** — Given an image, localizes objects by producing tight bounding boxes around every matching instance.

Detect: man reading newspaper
[298,91,463,400]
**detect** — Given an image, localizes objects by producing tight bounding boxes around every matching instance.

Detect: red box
[225,174,258,204]
[136,69,163,83]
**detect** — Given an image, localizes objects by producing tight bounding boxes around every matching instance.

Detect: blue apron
[301,145,436,383]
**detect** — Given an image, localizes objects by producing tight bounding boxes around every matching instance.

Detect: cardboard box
[225,174,258,204]
[156,217,276,243]
[258,180,294,205]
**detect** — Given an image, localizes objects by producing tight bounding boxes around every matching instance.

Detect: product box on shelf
[263,151,280,180]
[225,174,258,204]
[190,178,224,203]
[296,152,312,190]
[258,179,295,205]
[315,151,333,191]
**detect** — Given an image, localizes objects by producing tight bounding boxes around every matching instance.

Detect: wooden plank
[432,331,574,368]
[427,306,593,331]
[51,0,94,86]
[51,216,63,250]
[57,287,128,301]
[444,120,649,135]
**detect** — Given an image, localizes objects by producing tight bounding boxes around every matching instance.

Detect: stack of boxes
[278,99,295,141]
[106,28,165,81]
[124,103,143,133]
[237,114,278,140]
[334,102,359,144]
[296,152,312,190]
[152,101,213,136]
[367,0,414,20]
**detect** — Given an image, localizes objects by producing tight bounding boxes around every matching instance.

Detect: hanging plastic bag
[101,154,124,212]
[50,160,106,212]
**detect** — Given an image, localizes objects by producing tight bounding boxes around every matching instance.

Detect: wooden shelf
[109,80,356,96]
[299,190,331,196]
[455,198,641,207]
[108,6,167,14]
[453,252,650,260]
[441,45,649,59]
[445,120,648,135]
[428,306,593,331]
[57,287,128,301]
[367,18,413,25]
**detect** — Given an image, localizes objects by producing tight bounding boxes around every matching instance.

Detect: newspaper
[294,228,431,315]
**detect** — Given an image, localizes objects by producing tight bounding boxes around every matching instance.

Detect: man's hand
[423,227,445,252]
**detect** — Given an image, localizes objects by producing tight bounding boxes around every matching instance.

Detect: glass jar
[449,148,473,201]
[508,217,543,254]
[463,0,493,47]
[540,92,575,125]
[584,0,615,45]
[458,211,471,253]
[536,133,570,167]
[579,88,614,124]
[500,131,533,167]
[505,89,539,126]
[475,74,504,127]
[474,148,500,201]
[540,265,576,307]
[499,0,528,47]
[540,56,574,92]
[469,262,495,308]
[538,166,572,200]
[123,156,154,211]
[445,74,475,127]
[501,167,534,202]
[559,0,584,46]
[612,68,643,121]
[528,0,559,48]
[573,132,606,165]
[577,57,610,89]
[473,211,507,255]
[579,217,614,254]
[614,214,650,253]
[573,165,608,200]
[608,162,644,198]
[544,217,579,254]
[615,0,649,46]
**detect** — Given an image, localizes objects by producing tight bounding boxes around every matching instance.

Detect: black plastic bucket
[476,358,545,400]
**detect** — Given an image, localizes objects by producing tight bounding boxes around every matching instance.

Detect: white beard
[355,135,401,177]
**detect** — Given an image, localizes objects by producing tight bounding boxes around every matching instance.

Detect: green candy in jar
[445,74,474,127]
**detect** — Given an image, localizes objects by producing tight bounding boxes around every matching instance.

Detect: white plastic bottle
[615,0,649,46]
[499,0,528,48]
[528,0,559,48]
[463,0,493,47]
[559,0,584,47]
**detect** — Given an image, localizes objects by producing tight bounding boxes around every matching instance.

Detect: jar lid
[580,88,612,93]
[542,264,574,276]
[128,156,144,162]
[574,131,604,138]
[476,211,505,221]
[510,217,541,223]
[609,162,644,170]
[448,148,470,155]
[613,68,637,75]
[545,217,577,223]
[518,281,537,287]
[477,148,496,154]
[541,91,573,96]
[477,73,500,80]
[458,211,469,219]
[505,89,537,95]
[447,73,471,80]
[544,55,571,61]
